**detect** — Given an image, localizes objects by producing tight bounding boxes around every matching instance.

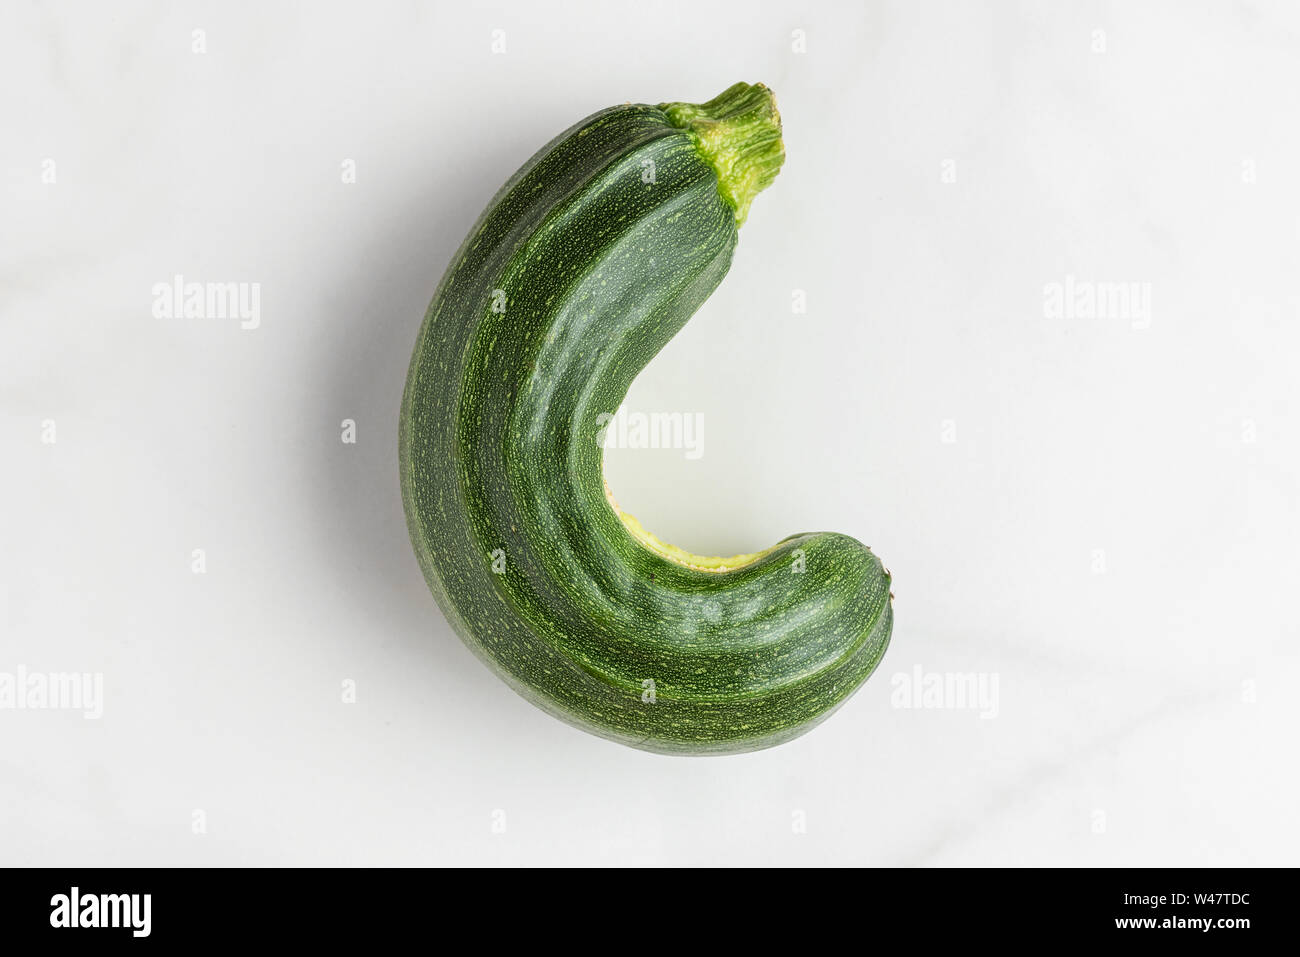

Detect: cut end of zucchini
[659,82,785,227]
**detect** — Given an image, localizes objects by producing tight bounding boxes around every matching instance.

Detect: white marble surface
[2,1,1297,866]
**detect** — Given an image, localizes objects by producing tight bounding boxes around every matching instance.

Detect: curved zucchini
[400,83,892,754]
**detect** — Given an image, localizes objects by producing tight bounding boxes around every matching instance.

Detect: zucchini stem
[659,82,785,227]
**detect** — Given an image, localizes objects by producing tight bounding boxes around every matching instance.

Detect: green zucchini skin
[400,84,892,754]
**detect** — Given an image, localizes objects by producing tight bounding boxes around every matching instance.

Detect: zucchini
[400,83,892,754]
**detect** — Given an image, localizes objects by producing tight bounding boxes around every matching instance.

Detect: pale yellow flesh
[602,478,773,573]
